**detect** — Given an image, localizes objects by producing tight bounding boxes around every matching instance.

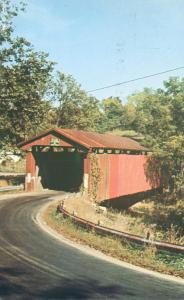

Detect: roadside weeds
[42,201,184,279]
[63,195,184,246]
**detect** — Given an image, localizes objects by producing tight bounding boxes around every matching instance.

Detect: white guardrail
[0,185,24,192]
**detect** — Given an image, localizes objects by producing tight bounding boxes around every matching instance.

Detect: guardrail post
[57,200,184,254]
[61,200,65,209]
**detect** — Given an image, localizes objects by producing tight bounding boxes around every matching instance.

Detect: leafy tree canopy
[127,77,184,194]
[0,0,54,150]
[101,97,123,131]
[51,72,103,132]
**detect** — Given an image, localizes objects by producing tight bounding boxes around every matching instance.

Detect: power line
[87,66,184,93]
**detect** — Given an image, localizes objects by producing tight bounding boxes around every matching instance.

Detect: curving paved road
[0,194,183,300]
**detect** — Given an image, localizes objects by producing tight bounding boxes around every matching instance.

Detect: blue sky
[14,0,184,101]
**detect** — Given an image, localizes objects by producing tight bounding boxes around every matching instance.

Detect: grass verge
[43,202,184,279]
[62,195,184,245]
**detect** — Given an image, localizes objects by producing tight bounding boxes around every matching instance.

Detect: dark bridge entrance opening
[35,151,84,192]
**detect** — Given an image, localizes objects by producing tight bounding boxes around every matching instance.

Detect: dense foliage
[127,80,184,194]
[0,0,54,149]
[51,72,102,131]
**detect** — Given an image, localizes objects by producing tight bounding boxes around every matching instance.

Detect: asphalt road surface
[0,194,183,300]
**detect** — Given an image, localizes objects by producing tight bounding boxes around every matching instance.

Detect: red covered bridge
[19,128,156,206]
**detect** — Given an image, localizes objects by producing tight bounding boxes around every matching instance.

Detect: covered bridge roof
[18,128,146,152]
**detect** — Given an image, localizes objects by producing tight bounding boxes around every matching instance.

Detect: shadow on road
[0,267,27,297]
[0,267,133,299]
[39,277,134,299]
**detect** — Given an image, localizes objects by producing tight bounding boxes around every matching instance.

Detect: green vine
[89,153,101,201]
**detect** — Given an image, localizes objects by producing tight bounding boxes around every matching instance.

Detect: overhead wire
[87,66,184,93]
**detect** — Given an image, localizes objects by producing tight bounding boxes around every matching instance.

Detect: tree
[163,77,184,135]
[128,78,184,195]
[101,97,123,131]
[0,1,25,45]
[0,0,54,149]
[121,101,137,130]
[128,88,175,146]
[52,72,102,131]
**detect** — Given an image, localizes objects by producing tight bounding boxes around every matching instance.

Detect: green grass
[128,197,184,245]
[157,252,184,271]
[44,203,184,279]
[63,194,184,246]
